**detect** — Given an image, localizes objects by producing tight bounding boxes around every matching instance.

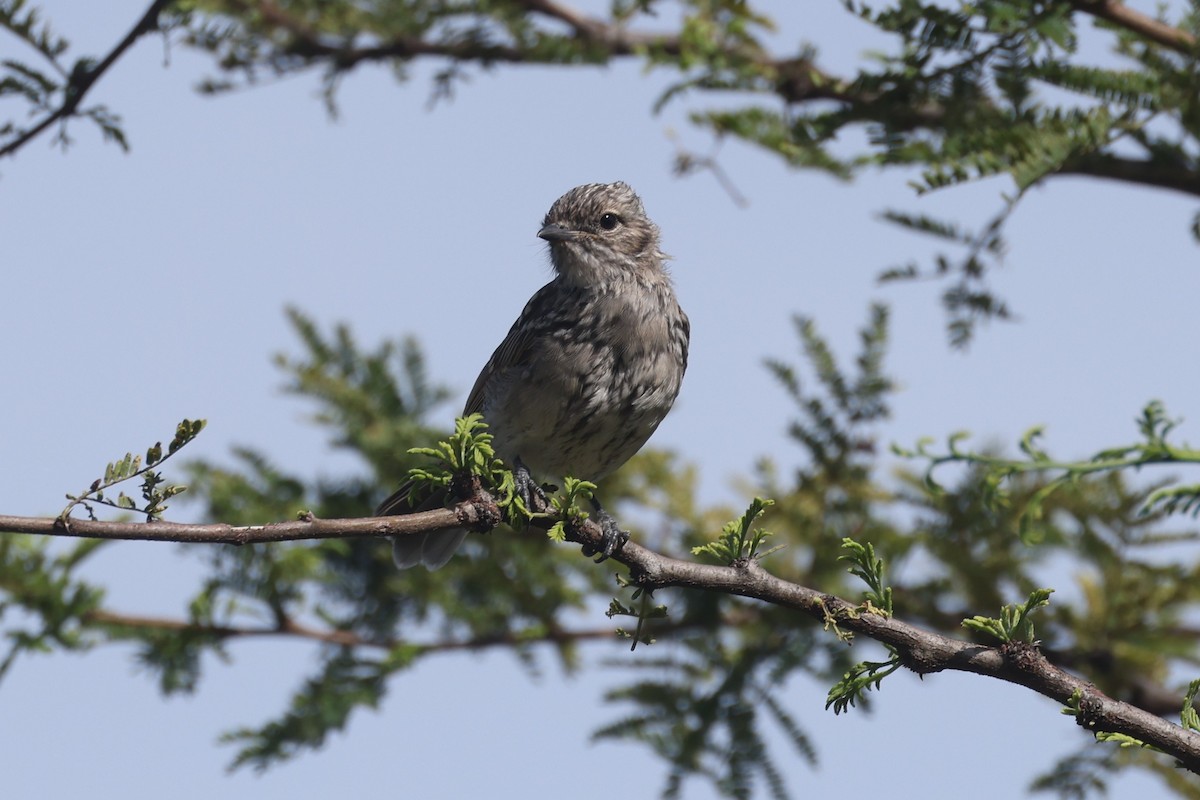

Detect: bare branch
[83,607,623,653]
[1072,0,1197,54]
[0,506,475,544]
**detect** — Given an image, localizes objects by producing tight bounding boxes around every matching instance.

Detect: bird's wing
[463,279,563,415]
[376,477,447,516]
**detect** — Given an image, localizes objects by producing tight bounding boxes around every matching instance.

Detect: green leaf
[962,588,1053,643]
[692,497,777,563]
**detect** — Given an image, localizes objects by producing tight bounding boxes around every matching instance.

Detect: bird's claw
[513,460,550,514]
[582,508,630,562]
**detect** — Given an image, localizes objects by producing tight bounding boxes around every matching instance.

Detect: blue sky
[2,2,1198,798]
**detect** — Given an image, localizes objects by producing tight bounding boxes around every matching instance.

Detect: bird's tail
[376,480,468,570]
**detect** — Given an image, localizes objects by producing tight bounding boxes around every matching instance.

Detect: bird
[377,181,690,569]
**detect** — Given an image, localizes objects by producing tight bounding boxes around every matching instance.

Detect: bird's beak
[538,222,581,242]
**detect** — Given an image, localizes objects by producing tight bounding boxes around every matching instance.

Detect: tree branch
[1059,152,1200,198]
[218,0,1200,200]
[4,501,1200,770]
[1071,0,1197,54]
[0,506,482,544]
[230,0,847,101]
[0,0,171,159]
[83,607,624,653]
[572,528,1200,772]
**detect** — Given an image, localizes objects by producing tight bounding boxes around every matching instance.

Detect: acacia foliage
[5,306,1200,798]
[5,0,1199,340]
[4,2,1200,798]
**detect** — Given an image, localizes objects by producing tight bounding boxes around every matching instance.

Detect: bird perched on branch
[378,181,690,569]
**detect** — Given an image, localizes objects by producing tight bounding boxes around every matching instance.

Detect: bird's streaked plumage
[379,182,689,569]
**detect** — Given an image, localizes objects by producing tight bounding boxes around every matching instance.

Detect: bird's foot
[513,459,550,514]
[581,505,630,562]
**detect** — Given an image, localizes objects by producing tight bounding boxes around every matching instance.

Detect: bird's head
[538,182,666,286]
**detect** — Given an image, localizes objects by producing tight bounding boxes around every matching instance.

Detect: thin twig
[84,607,626,652]
[0,0,172,159]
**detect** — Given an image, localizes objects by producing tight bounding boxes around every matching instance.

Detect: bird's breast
[481,286,687,481]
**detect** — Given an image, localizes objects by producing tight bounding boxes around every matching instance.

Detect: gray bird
[378,181,690,569]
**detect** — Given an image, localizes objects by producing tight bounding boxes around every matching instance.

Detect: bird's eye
[599,213,621,231]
